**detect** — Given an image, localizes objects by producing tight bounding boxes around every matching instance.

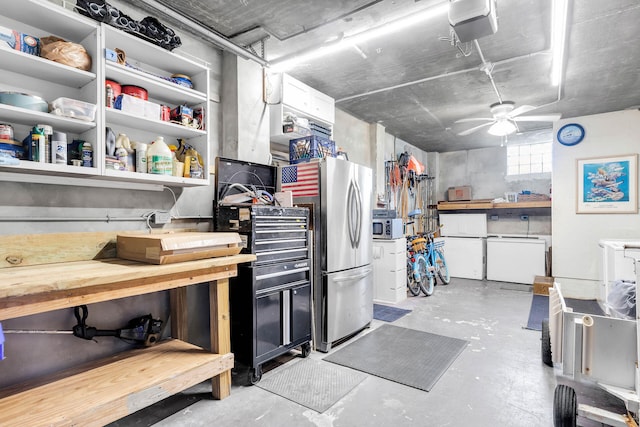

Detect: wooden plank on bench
[0,339,233,427]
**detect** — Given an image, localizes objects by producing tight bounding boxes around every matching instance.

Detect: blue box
[0,26,40,56]
[289,135,336,164]
[105,48,118,62]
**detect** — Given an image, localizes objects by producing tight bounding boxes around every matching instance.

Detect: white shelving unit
[0,0,100,179]
[0,0,211,189]
[102,25,210,188]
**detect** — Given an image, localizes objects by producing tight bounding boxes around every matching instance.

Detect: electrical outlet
[153,211,171,224]
[490,215,499,221]
[520,215,529,221]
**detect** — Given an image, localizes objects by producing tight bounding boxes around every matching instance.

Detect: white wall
[552,109,640,292]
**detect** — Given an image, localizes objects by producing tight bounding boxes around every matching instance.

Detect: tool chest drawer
[216,206,309,265]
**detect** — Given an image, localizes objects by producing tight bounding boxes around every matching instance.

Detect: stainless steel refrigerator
[280,157,373,352]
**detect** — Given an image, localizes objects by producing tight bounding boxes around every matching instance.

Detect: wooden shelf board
[0,339,234,426]
[0,254,256,320]
[437,200,551,210]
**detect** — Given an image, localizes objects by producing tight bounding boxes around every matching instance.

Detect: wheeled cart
[546,244,640,426]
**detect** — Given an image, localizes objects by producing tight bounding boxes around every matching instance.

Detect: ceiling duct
[448,0,498,42]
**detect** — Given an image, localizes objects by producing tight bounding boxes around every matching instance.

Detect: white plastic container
[147,136,172,175]
[50,97,97,122]
[135,142,147,173]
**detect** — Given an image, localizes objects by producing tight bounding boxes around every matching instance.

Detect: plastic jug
[147,136,172,175]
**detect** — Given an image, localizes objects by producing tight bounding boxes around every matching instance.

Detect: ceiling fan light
[488,119,517,136]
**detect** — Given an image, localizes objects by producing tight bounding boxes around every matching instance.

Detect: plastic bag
[607,280,636,319]
[40,36,92,71]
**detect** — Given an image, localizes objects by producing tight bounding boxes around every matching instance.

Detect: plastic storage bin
[289,135,335,164]
[50,97,96,122]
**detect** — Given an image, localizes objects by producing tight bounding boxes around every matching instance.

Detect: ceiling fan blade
[513,114,562,122]
[454,117,494,123]
[508,105,538,118]
[457,121,495,136]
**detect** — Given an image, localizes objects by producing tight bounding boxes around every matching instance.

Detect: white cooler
[486,237,545,284]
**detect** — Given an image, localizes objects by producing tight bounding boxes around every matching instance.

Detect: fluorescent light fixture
[269,3,449,72]
[488,119,517,136]
[550,0,569,86]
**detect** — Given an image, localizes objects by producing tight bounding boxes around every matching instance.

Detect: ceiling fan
[456,101,562,136]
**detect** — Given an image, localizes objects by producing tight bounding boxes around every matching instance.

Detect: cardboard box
[533,275,554,295]
[117,232,242,264]
[0,26,40,55]
[448,186,472,201]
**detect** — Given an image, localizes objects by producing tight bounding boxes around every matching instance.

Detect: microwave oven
[372,218,403,240]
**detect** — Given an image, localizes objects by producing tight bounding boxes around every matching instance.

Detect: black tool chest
[214,158,312,384]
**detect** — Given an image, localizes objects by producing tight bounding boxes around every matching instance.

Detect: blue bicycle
[424,231,450,286]
[406,235,434,296]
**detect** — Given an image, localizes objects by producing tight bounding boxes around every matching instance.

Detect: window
[507,142,552,176]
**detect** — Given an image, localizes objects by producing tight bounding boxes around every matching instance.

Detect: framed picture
[577,154,638,214]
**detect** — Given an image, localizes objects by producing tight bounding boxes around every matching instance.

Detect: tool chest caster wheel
[301,342,311,358]
[249,366,262,385]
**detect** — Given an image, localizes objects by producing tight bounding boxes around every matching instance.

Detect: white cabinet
[0,1,210,189]
[268,73,334,145]
[372,238,407,304]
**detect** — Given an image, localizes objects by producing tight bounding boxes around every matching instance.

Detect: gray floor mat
[324,324,468,392]
[256,358,367,413]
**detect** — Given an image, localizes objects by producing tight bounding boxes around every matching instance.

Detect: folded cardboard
[448,185,472,201]
[533,275,554,295]
[117,232,242,264]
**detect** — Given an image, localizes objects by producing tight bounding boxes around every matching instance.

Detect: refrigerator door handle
[333,267,373,282]
[347,181,356,248]
[353,180,363,247]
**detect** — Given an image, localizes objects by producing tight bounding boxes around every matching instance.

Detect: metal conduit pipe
[336,49,549,103]
[133,0,269,66]
[473,39,503,104]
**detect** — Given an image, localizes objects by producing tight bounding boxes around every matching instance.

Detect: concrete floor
[110,278,624,427]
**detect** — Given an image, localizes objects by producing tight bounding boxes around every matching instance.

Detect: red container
[105,79,121,97]
[122,85,148,100]
[160,105,171,121]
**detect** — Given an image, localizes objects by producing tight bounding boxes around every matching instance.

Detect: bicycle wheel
[407,260,422,296]
[435,250,451,285]
[416,255,434,296]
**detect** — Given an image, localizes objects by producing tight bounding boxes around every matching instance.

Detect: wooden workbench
[0,232,255,426]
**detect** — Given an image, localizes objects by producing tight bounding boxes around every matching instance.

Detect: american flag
[281,162,320,197]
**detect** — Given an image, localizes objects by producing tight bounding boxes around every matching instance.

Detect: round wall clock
[557,123,585,146]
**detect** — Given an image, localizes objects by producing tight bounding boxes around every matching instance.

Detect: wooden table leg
[170,287,188,341]
[209,278,231,399]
